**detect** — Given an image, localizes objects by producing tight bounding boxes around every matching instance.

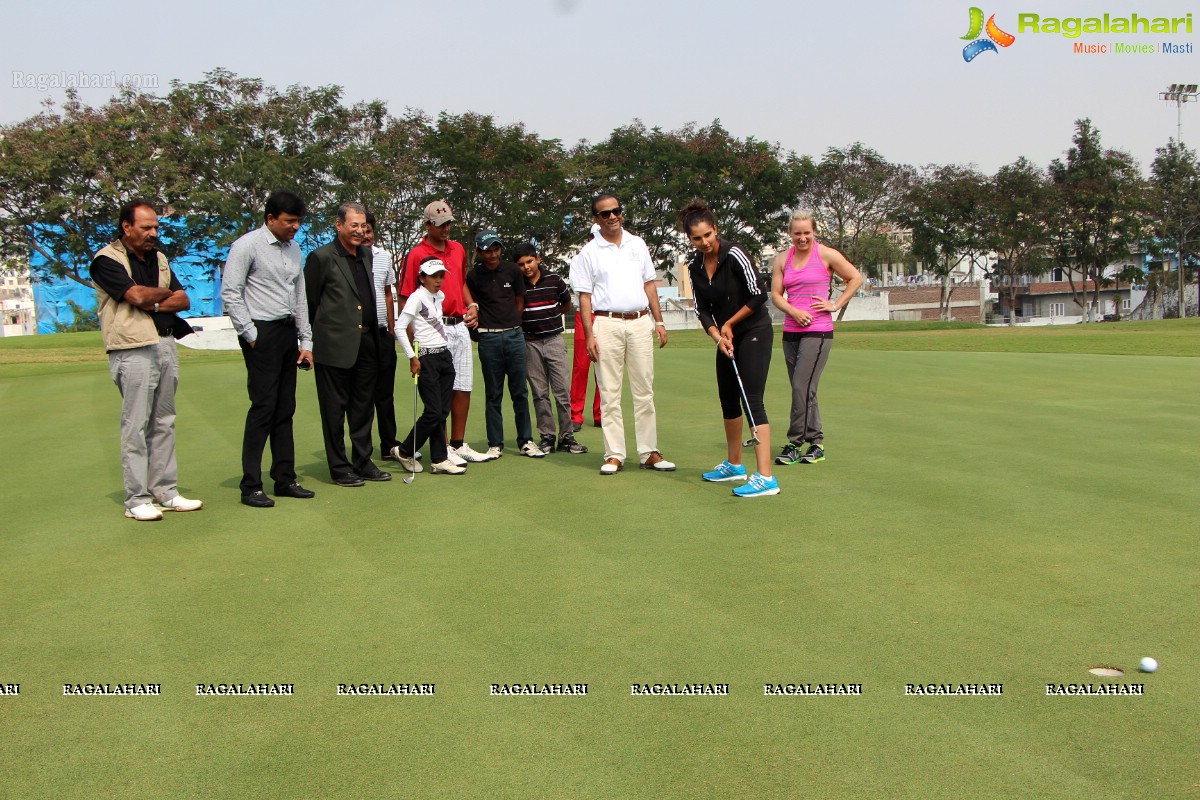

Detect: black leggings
[715,329,771,425]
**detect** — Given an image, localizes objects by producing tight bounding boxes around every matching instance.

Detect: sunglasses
[594,207,624,219]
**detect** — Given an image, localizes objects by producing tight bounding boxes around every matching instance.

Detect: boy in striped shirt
[514,242,587,454]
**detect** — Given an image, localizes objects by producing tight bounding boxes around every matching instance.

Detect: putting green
[1,323,1196,799]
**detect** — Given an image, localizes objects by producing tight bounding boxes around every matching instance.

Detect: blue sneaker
[732,473,780,497]
[702,460,747,482]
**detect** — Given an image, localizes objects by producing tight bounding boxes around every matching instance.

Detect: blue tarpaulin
[31,228,226,333]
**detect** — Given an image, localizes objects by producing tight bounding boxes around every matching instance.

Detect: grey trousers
[783,335,832,446]
[108,337,180,508]
[524,334,572,437]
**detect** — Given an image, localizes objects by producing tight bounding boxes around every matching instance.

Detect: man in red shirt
[397,201,492,463]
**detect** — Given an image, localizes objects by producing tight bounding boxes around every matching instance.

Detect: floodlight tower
[1160,83,1199,144]
[1159,83,1199,316]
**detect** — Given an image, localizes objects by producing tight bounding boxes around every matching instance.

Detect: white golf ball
[1139,657,1158,673]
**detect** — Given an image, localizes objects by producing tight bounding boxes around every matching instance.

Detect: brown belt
[593,309,649,320]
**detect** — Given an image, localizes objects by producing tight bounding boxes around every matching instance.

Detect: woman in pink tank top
[769,212,862,466]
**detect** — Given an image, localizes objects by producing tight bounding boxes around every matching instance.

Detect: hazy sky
[2,0,1197,174]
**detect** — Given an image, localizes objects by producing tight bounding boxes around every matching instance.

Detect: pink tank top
[782,243,833,333]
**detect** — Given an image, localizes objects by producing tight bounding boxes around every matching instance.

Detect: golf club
[730,356,760,446]
[403,343,418,484]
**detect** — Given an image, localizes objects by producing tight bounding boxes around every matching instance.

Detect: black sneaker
[774,443,804,465]
[799,444,825,464]
[539,433,557,453]
[558,434,588,454]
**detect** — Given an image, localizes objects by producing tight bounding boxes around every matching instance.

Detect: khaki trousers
[593,314,657,463]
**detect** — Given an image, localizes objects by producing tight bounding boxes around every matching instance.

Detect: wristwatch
[153,302,160,313]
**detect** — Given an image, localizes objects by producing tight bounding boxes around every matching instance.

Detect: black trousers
[238,318,299,495]
[314,328,380,479]
[401,349,454,464]
[374,332,399,454]
[715,326,772,425]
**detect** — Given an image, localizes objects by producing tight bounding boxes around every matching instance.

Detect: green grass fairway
[1,322,1197,799]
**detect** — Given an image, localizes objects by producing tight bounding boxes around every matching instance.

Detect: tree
[350,110,433,264]
[161,69,383,262]
[584,120,811,281]
[0,88,175,287]
[1047,119,1145,322]
[419,112,577,270]
[1146,139,1200,317]
[802,143,913,266]
[982,158,1054,323]
[895,164,990,319]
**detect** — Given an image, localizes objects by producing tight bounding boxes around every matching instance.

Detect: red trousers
[570,311,601,425]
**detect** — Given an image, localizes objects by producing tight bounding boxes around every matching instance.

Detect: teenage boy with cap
[398,200,491,464]
[513,241,587,455]
[465,230,544,459]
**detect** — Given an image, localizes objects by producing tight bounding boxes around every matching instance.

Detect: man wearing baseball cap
[397,201,492,463]
[466,229,543,459]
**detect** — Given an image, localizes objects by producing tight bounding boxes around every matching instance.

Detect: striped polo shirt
[521,270,571,338]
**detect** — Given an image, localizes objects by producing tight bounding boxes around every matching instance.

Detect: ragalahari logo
[962,7,1016,61]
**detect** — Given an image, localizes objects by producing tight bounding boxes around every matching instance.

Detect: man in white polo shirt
[569,193,675,475]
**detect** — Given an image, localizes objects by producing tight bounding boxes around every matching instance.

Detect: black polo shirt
[90,246,184,336]
[466,260,525,329]
[334,240,377,330]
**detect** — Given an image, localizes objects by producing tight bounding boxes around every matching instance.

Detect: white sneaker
[445,449,467,467]
[455,443,497,462]
[483,446,504,460]
[431,460,466,475]
[158,495,203,512]
[396,452,423,473]
[390,445,424,462]
[125,503,163,521]
[519,441,546,458]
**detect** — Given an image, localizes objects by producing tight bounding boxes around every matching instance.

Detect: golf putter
[403,342,418,484]
[730,357,760,446]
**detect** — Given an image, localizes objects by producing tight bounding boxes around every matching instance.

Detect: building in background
[1,261,37,337]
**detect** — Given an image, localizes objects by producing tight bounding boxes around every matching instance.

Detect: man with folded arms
[91,200,203,520]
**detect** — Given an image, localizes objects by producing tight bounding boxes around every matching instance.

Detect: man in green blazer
[304,202,392,486]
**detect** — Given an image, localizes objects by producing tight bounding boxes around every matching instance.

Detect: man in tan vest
[91,199,202,521]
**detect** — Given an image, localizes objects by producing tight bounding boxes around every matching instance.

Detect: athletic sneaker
[455,443,497,463]
[732,473,781,498]
[157,494,203,512]
[774,443,804,465]
[125,503,163,521]
[431,460,466,475]
[519,441,546,458]
[799,444,825,464]
[539,433,557,453]
[557,434,588,454]
[702,461,748,482]
[483,445,504,460]
[395,451,423,473]
[445,449,467,467]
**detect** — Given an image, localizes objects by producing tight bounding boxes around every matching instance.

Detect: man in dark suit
[304,202,392,486]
